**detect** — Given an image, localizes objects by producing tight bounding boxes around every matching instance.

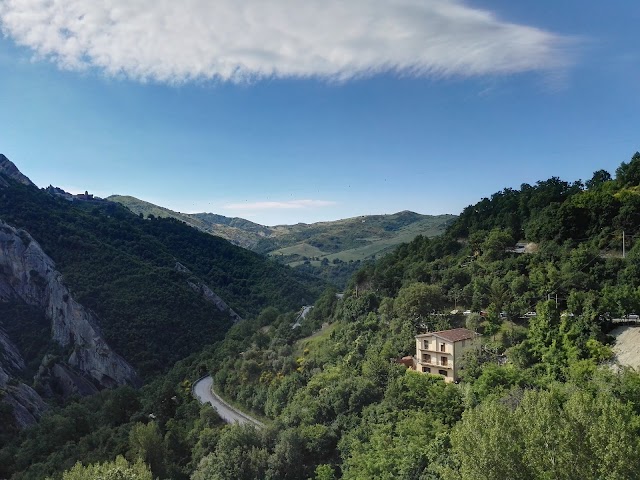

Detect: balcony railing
[419,348,452,356]
[418,347,453,355]
[419,358,453,369]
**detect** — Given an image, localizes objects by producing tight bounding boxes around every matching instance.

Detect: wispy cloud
[223,199,337,210]
[0,0,572,84]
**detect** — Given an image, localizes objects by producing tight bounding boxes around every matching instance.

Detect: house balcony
[418,348,453,356]
[418,349,452,360]
[418,358,453,369]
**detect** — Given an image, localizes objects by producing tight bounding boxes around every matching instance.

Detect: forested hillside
[0,175,323,377]
[449,153,640,248]
[190,152,640,479]
[331,152,640,322]
[4,153,640,480]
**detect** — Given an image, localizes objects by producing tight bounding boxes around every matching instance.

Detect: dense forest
[2,152,640,479]
[0,180,323,376]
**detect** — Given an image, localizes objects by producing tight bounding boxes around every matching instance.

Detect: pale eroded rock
[0,220,139,388]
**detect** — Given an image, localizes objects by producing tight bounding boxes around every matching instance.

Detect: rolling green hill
[108,195,455,287]
[269,211,454,263]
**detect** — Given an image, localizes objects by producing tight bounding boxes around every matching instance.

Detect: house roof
[416,327,479,343]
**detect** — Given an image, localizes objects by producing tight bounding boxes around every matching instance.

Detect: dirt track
[611,325,640,370]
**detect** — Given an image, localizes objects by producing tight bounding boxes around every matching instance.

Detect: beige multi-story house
[415,328,481,383]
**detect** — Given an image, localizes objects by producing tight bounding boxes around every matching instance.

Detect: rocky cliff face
[0,154,34,187]
[0,328,48,428]
[0,220,139,390]
[176,262,242,322]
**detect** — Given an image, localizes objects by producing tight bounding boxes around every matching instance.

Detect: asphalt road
[192,375,263,427]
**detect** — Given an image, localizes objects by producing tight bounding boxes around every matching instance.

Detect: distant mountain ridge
[108,195,456,286]
[107,195,269,249]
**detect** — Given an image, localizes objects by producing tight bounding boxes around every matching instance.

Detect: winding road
[192,375,264,427]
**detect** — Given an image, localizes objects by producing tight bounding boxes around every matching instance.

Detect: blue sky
[0,0,638,225]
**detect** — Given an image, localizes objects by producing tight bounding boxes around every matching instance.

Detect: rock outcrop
[176,262,242,322]
[187,280,243,323]
[0,220,139,389]
[0,154,35,187]
[0,328,48,428]
[0,327,25,374]
[35,357,99,398]
[1,382,48,428]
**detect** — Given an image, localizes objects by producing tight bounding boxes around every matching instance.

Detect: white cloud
[0,0,571,83]
[223,199,337,210]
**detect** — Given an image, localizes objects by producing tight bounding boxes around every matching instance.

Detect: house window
[422,366,431,373]
[424,340,429,349]
[438,370,448,377]
[440,343,446,352]
[423,354,432,364]
[441,356,447,366]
